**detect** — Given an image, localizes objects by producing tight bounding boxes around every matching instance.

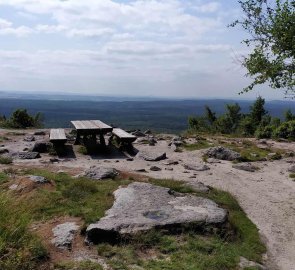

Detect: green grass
[0,192,48,270]
[22,168,130,224]
[0,169,266,270]
[220,140,283,162]
[183,140,212,151]
[0,171,9,184]
[0,156,13,164]
[290,173,295,180]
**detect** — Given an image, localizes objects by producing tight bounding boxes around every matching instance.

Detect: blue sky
[0,0,287,99]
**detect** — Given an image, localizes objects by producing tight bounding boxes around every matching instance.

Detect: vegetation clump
[0,108,43,129]
[189,96,295,141]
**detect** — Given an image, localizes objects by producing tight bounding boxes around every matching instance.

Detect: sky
[0,0,288,100]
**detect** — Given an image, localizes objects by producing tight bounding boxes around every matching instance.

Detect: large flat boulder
[86,182,227,243]
[51,222,79,250]
[205,146,241,161]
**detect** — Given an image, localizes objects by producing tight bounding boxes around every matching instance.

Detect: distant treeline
[188,97,295,140]
[0,98,294,134]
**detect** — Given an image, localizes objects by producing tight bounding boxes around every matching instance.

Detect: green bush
[274,120,295,140]
[255,125,275,139]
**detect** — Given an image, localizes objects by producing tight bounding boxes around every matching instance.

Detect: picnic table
[71,120,113,145]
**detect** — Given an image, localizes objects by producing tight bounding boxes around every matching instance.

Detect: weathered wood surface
[112,128,136,142]
[50,129,67,143]
[71,120,112,132]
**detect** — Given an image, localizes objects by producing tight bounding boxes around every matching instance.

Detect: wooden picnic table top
[112,128,136,140]
[71,120,113,132]
[50,129,67,141]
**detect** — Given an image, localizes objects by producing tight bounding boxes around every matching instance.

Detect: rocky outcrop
[51,222,79,250]
[84,167,119,180]
[136,151,166,161]
[86,182,227,243]
[23,135,35,142]
[205,146,241,161]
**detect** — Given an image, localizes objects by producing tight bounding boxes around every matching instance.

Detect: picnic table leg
[99,133,106,147]
[91,134,97,143]
[74,131,81,145]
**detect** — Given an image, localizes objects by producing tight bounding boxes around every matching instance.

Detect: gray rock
[150,166,162,171]
[232,163,258,172]
[239,257,266,270]
[31,141,52,153]
[205,146,241,161]
[9,184,19,190]
[24,135,35,142]
[135,169,147,172]
[164,160,179,166]
[86,182,227,242]
[185,182,210,193]
[136,151,166,161]
[84,167,119,180]
[288,165,295,173]
[183,164,210,171]
[0,148,9,154]
[51,222,79,250]
[17,152,40,159]
[29,175,49,184]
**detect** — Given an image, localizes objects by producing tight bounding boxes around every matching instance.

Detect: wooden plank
[50,129,67,141]
[112,128,136,139]
[71,120,112,131]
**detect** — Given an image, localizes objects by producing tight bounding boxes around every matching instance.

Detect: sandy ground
[1,129,295,270]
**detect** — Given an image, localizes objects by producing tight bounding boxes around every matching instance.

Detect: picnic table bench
[110,128,136,149]
[50,129,67,145]
[71,120,113,145]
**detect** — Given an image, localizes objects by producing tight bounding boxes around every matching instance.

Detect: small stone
[183,164,210,171]
[9,184,19,190]
[135,169,147,172]
[165,168,174,171]
[50,158,59,163]
[150,166,161,171]
[136,151,166,162]
[232,163,259,172]
[126,158,134,161]
[84,167,119,180]
[31,141,52,153]
[29,175,49,184]
[164,160,179,165]
[24,135,35,142]
[239,257,266,270]
[17,152,40,159]
[51,222,79,250]
[186,182,210,193]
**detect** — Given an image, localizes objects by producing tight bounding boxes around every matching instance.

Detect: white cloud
[0,17,33,36]
[195,2,221,13]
